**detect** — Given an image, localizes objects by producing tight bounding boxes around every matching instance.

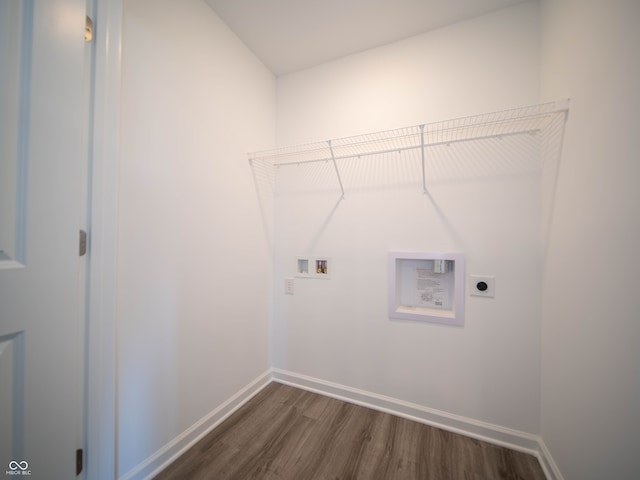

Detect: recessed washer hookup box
[388,252,465,326]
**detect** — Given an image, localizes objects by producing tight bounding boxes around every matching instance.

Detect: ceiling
[204,0,529,76]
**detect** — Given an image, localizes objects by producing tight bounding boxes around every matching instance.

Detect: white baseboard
[120,368,563,480]
[119,369,272,480]
[537,438,565,480]
[272,368,557,477]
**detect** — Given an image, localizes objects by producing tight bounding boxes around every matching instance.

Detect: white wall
[114,1,640,477]
[273,2,544,434]
[117,0,275,476]
[276,2,541,145]
[540,1,640,478]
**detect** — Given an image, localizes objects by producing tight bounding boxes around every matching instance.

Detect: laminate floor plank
[299,390,334,421]
[154,383,546,480]
[294,401,362,480]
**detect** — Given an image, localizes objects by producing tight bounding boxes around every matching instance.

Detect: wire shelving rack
[248,100,569,198]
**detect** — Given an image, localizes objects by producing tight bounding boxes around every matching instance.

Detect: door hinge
[85,16,93,43]
[79,230,87,256]
[76,448,83,476]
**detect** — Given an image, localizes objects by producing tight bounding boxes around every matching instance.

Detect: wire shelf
[248,100,569,197]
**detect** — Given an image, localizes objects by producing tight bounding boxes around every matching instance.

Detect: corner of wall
[119,371,272,480]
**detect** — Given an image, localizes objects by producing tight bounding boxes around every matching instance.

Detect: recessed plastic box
[388,252,465,326]
[295,256,331,279]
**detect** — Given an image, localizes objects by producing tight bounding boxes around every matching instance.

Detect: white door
[1,0,88,478]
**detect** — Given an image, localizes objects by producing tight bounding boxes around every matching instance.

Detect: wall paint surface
[276,2,541,145]
[118,0,275,475]
[540,1,640,478]
[273,2,544,434]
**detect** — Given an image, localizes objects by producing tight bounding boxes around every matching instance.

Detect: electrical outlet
[469,275,495,298]
[285,277,294,295]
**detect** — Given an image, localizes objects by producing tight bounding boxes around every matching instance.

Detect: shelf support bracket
[327,140,345,199]
[420,124,427,194]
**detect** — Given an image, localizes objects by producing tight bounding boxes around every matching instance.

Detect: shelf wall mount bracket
[327,140,345,199]
[420,124,427,194]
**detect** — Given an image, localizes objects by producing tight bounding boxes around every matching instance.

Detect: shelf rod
[271,128,540,167]
[327,140,345,199]
[420,124,426,194]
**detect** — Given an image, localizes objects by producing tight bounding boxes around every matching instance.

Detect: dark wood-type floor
[155,382,546,480]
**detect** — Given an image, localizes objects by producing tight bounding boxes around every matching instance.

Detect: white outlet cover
[469,275,495,297]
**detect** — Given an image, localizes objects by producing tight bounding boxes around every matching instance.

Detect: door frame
[86,0,121,478]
